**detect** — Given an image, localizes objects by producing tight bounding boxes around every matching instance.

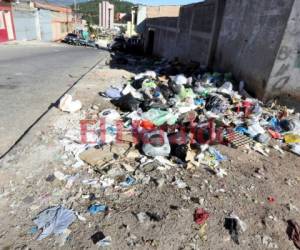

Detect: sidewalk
[1,40,64,47]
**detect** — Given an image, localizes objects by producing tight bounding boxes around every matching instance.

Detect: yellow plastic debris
[284,134,300,144]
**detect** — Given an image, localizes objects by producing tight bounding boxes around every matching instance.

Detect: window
[0,11,5,29]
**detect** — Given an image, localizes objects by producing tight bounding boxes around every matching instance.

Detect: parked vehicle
[63,33,79,45]
[78,39,100,49]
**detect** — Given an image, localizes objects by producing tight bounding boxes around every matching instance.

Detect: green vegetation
[76,0,134,25]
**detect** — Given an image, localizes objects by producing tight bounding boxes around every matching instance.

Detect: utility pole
[73,0,77,31]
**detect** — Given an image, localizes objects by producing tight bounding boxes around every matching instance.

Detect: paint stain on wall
[295,53,300,68]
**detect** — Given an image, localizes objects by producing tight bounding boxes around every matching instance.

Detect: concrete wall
[265,0,300,102]
[214,0,295,99]
[144,0,224,66]
[146,5,180,18]
[38,9,52,41]
[13,2,38,41]
[136,5,180,34]
[141,0,300,102]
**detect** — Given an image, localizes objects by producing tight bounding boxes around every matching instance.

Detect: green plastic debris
[179,86,195,99]
[142,108,178,126]
[142,80,157,89]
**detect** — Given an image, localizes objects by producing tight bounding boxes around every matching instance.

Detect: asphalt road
[0,43,108,157]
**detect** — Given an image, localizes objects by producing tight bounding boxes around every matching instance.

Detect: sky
[47,0,203,7]
[129,0,201,5]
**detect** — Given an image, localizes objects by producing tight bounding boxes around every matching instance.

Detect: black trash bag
[280,119,296,131]
[205,94,228,114]
[140,97,169,112]
[224,218,239,245]
[168,81,181,95]
[111,93,141,112]
[170,144,188,162]
[131,77,146,89]
[159,84,174,99]
[168,132,188,161]
[140,99,152,112]
[91,231,106,244]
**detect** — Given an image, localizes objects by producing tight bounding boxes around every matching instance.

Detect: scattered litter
[194,208,209,225]
[120,176,136,188]
[136,212,150,223]
[54,171,68,181]
[174,178,188,189]
[199,223,208,241]
[261,235,278,249]
[224,213,245,245]
[59,94,82,113]
[56,229,71,247]
[80,147,114,167]
[88,204,108,215]
[216,168,228,178]
[273,145,284,154]
[267,196,275,203]
[36,51,300,248]
[33,206,76,240]
[98,109,121,122]
[290,144,300,156]
[91,231,112,247]
[287,220,300,249]
[284,134,300,144]
[142,130,171,157]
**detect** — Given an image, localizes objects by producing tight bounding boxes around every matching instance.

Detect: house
[126,5,180,37]
[0,0,15,42]
[34,1,74,42]
[12,0,39,41]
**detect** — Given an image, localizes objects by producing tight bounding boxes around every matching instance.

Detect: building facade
[127,5,180,37]
[35,1,74,42]
[0,0,15,42]
[12,0,38,41]
[99,1,114,29]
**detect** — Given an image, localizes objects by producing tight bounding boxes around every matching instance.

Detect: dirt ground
[0,57,299,250]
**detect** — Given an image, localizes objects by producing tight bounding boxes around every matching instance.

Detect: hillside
[46,0,89,7]
[76,0,134,25]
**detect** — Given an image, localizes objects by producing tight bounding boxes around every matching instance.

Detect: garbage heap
[34,60,300,245]
[98,64,300,170]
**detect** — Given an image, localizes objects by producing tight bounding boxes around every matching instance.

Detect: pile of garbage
[98,64,300,163]
[32,60,300,247]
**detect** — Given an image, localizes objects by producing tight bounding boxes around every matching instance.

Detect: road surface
[0,43,108,157]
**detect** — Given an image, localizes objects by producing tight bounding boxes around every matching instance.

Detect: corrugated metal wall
[38,9,52,41]
[13,10,37,41]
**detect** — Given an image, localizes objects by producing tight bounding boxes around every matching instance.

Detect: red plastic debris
[267,196,275,203]
[194,208,210,225]
[268,129,282,139]
[139,120,156,130]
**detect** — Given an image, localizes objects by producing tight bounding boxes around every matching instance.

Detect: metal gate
[38,9,52,41]
[13,10,37,41]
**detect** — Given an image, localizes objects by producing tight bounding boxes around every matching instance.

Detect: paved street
[0,43,108,156]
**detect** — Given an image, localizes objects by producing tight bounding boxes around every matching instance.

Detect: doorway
[146,29,155,55]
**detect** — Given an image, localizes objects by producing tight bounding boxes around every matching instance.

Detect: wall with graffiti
[265,0,300,102]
